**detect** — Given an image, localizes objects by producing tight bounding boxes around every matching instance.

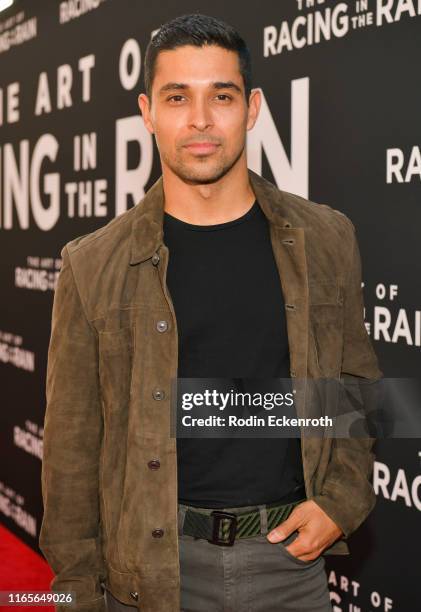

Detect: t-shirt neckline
[163,200,258,232]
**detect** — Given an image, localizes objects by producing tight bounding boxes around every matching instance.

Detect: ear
[138,93,154,134]
[246,88,262,131]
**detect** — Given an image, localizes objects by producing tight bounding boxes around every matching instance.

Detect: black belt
[180,484,306,546]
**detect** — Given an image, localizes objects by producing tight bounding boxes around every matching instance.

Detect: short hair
[144,13,252,104]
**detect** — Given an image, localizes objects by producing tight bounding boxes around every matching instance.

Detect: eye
[215,94,232,101]
[167,95,186,103]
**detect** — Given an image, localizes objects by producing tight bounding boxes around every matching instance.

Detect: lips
[184,142,220,154]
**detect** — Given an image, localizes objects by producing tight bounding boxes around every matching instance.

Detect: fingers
[266,509,301,543]
[265,498,343,560]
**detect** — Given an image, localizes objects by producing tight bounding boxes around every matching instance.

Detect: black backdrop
[0,1,420,609]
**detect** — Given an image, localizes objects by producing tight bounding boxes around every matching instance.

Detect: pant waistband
[178,486,306,539]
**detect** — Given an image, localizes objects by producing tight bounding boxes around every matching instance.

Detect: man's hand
[266,500,344,562]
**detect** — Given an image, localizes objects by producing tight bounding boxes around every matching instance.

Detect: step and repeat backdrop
[0,0,420,609]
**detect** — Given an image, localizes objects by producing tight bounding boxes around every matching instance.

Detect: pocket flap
[99,325,135,355]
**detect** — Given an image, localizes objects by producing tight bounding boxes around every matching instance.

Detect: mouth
[183,142,221,155]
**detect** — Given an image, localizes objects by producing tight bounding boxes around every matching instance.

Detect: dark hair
[144,13,252,104]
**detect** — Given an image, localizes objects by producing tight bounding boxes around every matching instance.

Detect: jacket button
[151,252,160,266]
[129,592,138,601]
[156,320,168,332]
[290,370,296,378]
[147,459,161,470]
[152,388,165,401]
[152,528,164,538]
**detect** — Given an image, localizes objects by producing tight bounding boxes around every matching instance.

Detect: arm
[311,215,383,539]
[39,245,106,611]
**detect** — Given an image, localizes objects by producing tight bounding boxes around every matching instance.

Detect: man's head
[138,13,261,185]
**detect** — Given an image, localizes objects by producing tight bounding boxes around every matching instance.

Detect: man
[39,13,383,612]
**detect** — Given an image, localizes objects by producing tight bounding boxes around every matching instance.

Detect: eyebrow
[158,81,242,95]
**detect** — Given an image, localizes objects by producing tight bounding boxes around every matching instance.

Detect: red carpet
[0,524,54,611]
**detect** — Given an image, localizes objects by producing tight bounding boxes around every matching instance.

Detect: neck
[161,154,256,225]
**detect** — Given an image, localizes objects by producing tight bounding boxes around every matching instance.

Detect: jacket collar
[129,168,293,265]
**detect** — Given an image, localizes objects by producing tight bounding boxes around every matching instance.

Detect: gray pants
[105,502,332,611]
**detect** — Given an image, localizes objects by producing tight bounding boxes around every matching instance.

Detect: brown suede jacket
[39,169,383,611]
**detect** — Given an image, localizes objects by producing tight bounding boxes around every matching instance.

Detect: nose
[188,97,213,131]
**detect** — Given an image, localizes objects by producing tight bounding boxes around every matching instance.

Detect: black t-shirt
[163,199,305,508]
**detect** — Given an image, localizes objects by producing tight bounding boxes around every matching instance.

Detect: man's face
[138,44,260,185]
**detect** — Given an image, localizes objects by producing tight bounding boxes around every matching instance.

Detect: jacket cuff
[311,478,377,539]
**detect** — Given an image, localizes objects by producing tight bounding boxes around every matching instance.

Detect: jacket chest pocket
[309,281,343,377]
[98,325,135,412]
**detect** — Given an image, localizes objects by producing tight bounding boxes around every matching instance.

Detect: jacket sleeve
[311,214,383,539]
[39,245,106,612]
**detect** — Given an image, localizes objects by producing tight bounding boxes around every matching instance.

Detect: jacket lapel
[248,171,321,487]
[248,170,309,388]
[129,175,166,266]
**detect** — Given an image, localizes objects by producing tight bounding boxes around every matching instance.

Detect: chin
[175,162,233,185]
[184,172,224,185]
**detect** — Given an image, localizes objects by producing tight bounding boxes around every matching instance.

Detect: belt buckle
[208,510,238,546]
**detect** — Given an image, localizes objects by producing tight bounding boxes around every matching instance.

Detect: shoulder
[249,169,355,239]
[273,187,359,282]
[279,188,356,237]
[57,205,139,320]
[62,205,137,260]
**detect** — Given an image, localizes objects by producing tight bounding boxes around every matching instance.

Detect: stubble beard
[161,143,245,186]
